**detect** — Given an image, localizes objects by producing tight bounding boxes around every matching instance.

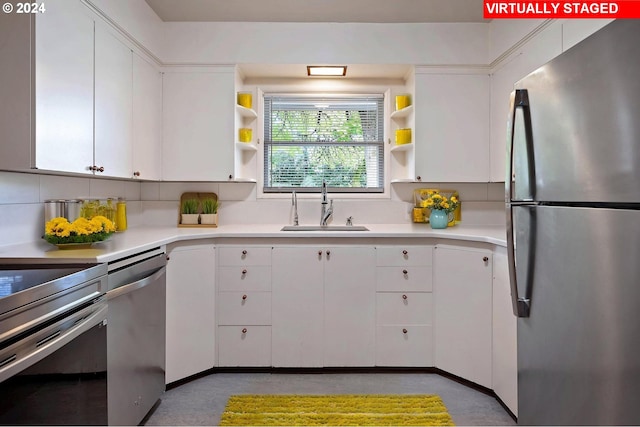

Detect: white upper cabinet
[489,23,562,182]
[94,24,133,178]
[414,71,490,182]
[35,0,94,174]
[162,69,236,181]
[132,54,162,181]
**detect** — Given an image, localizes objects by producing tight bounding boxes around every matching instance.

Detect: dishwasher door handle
[107,266,166,300]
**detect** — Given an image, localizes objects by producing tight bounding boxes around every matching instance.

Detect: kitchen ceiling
[144,0,488,23]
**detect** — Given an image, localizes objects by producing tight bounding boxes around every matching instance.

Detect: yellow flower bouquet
[423,193,460,213]
[44,216,116,245]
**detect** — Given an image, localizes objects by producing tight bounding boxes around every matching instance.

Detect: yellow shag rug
[219,394,455,426]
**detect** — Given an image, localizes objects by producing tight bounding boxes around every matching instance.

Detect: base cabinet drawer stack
[375,245,434,366]
[217,246,272,367]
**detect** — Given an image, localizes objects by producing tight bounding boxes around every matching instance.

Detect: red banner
[484,1,640,18]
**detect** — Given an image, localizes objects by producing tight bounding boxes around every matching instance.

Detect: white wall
[162,22,490,65]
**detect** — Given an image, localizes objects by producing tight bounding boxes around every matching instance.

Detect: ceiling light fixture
[307,66,347,77]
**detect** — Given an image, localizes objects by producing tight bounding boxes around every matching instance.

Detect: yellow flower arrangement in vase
[424,193,460,229]
[44,215,116,246]
[423,193,460,213]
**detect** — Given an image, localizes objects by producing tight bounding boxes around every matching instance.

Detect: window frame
[261,92,386,195]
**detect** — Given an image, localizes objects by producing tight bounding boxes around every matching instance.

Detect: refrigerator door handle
[507,89,533,318]
[507,204,531,317]
[506,88,535,203]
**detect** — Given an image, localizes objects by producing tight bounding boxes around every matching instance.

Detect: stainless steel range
[0,249,167,426]
[0,262,109,425]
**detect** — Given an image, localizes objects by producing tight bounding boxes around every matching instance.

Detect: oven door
[0,301,108,425]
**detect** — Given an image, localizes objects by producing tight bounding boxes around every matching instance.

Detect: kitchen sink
[281,225,369,231]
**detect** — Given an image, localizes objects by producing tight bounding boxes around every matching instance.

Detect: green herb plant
[181,199,199,215]
[202,198,219,214]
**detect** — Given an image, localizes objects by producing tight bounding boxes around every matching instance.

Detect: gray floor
[144,372,516,426]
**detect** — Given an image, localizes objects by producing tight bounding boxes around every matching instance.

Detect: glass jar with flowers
[424,193,460,229]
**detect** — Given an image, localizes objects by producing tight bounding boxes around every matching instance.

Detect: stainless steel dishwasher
[107,249,166,426]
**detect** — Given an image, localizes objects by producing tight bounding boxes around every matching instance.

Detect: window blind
[263,94,384,193]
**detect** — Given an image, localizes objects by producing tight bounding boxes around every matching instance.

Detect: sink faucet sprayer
[320,182,333,226]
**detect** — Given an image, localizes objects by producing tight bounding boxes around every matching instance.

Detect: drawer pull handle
[402,269,408,275]
[483,256,489,262]
[242,294,247,300]
[242,269,247,275]
[402,294,408,300]
[402,250,408,255]
[242,328,247,334]
[242,250,247,255]
[318,250,323,256]
[402,328,408,334]
[326,250,331,256]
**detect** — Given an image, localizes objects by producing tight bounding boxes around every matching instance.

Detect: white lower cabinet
[271,246,324,367]
[271,246,376,367]
[323,247,376,367]
[434,244,493,388]
[218,326,272,367]
[375,245,434,367]
[217,245,272,367]
[492,248,518,415]
[165,242,216,384]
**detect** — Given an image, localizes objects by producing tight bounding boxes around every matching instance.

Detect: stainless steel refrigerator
[507,20,640,425]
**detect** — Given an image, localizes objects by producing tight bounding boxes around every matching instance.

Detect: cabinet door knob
[133,171,141,177]
[96,166,104,173]
[242,294,247,300]
[402,250,408,255]
[402,328,408,334]
[402,269,408,275]
[242,250,247,255]
[229,174,233,180]
[318,250,323,256]
[242,269,247,275]
[483,256,489,262]
[242,328,247,334]
[416,176,422,181]
[326,250,331,256]
[402,294,408,300]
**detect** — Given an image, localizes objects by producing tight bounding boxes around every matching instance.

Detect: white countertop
[0,223,507,263]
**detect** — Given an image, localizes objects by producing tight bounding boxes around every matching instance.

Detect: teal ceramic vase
[429,209,449,229]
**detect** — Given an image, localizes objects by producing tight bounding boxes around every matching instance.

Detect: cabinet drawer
[219,247,271,266]
[376,246,432,266]
[376,266,432,292]
[217,326,271,367]
[376,292,432,325]
[218,291,271,325]
[375,325,433,367]
[218,266,271,291]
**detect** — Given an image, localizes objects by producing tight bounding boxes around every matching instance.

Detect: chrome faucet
[320,182,333,226]
[292,190,299,226]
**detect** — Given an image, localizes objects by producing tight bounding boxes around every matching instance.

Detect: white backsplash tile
[0,203,44,246]
[0,171,40,204]
[158,182,220,201]
[487,182,506,201]
[135,201,180,226]
[459,201,505,225]
[124,181,142,201]
[141,182,160,201]
[218,182,256,201]
[90,179,127,199]
[390,182,492,204]
[40,175,91,201]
